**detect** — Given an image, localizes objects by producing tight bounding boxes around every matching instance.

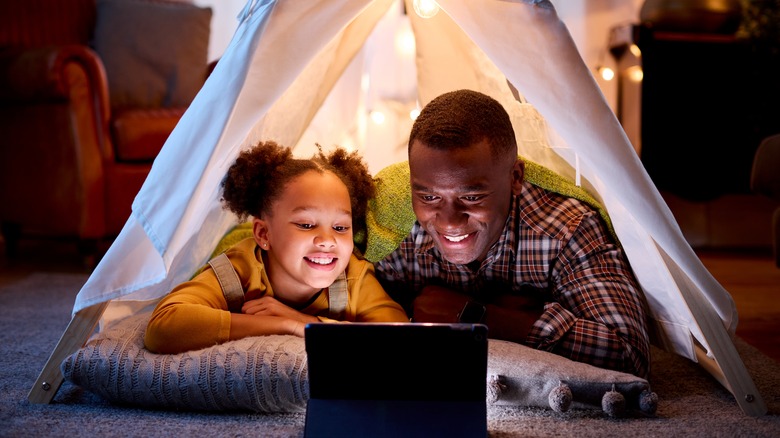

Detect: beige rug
[2,273,779,437]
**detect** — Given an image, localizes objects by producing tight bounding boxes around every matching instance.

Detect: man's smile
[443,233,469,242]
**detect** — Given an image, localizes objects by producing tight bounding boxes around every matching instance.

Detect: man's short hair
[408,89,517,161]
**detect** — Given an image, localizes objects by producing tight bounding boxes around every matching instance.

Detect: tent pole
[657,246,767,416]
[28,302,108,404]
[690,320,767,416]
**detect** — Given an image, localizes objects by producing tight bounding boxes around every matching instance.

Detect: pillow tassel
[486,374,506,404]
[548,381,572,413]
[601,384,627,417]
[639,388,659,416]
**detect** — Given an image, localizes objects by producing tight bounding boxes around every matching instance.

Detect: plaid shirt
[375,182,650,378]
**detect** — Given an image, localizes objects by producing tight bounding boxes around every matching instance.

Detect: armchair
[0,0,211,261]
[751,134,780,267]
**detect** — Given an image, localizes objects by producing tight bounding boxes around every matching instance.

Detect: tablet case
[304,322,488,438]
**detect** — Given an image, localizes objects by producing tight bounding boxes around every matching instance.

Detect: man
[374,89,650,378]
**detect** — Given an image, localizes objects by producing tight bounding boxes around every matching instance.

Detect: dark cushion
[93,0,212,109]
[112,107,186,161]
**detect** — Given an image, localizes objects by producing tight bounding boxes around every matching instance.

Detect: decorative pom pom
[548,381,572,413]
[602,384,626,417]
[639,389,659,415]
[486,374,507,404]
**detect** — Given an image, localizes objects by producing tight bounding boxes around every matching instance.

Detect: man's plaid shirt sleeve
[523,210,651,378]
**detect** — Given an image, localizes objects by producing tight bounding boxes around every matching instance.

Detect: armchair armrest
[0,45,112,157]
[1,45,108,106]
[751,134,780,201]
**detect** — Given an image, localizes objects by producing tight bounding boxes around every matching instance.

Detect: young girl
[144,141,409,354]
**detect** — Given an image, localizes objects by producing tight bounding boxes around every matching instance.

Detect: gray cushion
[62,311,308,412]
[94,0,212,109]
[62,311,656,416]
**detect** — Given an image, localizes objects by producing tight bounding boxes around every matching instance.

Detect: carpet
[1,273,779,437]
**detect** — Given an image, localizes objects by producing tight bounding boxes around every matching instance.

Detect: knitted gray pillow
[61,310,308,413]
[61,312,657,417]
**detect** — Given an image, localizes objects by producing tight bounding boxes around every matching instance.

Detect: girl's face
[253,170,354,305]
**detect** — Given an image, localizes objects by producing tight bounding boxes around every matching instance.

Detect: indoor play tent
[29,0,765,416]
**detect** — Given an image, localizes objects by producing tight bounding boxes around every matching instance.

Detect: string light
[370,110,386,124]
[626,65,643,82]
[394,26,416,56]
[413,0,440,19]
[598,66,615,81]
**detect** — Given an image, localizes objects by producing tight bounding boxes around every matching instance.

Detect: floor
[1,236,778,364]
[695,248,780,363]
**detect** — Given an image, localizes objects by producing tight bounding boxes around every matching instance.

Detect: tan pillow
[94,0,212,109]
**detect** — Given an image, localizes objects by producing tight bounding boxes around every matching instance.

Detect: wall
[554,0,644,109]
[193,0,245,63]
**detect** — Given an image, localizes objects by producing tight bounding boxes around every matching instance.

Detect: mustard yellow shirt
[145,238,408,353]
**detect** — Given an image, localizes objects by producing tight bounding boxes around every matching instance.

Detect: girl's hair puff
[318,146,376,232]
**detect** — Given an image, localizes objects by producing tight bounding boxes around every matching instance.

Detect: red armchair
[0,0,212,261]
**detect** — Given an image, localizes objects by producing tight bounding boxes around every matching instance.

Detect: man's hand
[412,285,470,323]
[492,293,546,312]
[412,284,546,345]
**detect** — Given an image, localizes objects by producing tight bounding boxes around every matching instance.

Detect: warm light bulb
[598,66,615,81]
[394,27,416,57]
[413,0,440,19]
[370,110,386,124]
[629,44,641,58]
[627,65,644,82]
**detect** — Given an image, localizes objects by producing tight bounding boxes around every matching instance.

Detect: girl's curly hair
[221,140,376,235]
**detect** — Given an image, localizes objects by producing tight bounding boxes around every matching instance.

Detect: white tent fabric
[65,0,763,414]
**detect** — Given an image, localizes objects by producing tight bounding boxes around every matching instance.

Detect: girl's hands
[241,296,318,337]
[242,295,300,319]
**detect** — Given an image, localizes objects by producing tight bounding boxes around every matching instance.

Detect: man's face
[408,139,522,265]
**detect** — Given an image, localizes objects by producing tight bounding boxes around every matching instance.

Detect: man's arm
[531,213,651,378]
[411,212,650,378]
